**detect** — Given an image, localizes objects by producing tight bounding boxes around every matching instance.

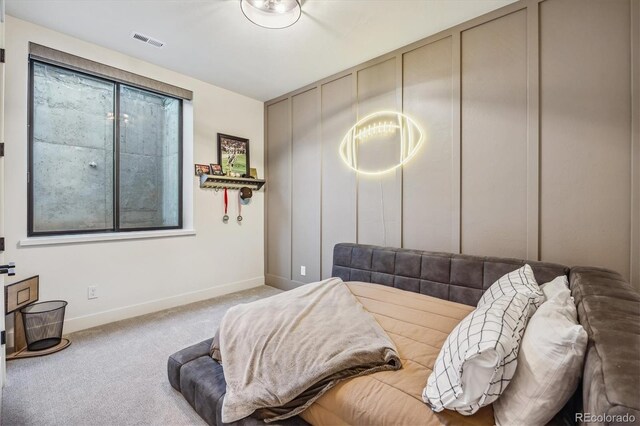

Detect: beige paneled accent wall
[356,59,402,247]
[539,0,633,280]
[266,99,291,287]
[402,37,454,253]
[265,0,640,289]
[320,76,357,279]
[461,9,530,259]
[291,89,321,283]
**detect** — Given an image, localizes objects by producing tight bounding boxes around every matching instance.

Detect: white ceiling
[7,0,516,101]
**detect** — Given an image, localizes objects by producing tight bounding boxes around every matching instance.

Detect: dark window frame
[27,59,184,237]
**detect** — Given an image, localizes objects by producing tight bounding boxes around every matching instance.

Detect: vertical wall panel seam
[397,54,404,248]
[631,0,640,288]
[526,2,541,261]
[288,96,293,280]
[451,31,462,254]
[317,85,323,279]
[354,70,359,244]
[263,104,269,281]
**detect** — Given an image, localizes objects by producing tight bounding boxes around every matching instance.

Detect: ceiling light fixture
[240,0,301,29]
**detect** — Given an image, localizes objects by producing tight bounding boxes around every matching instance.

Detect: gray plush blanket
[211,277,401,423]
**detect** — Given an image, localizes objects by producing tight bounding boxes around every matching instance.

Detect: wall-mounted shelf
[199,174,266,190]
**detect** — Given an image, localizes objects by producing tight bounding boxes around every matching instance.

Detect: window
[28,60,182,236]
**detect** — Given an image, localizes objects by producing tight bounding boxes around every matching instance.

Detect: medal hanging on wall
[237,187,252,223]
[237,189,244,222]
[222,187,229,223]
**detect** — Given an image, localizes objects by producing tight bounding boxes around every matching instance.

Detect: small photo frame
[218,133,250,177]
[210,163,224,176]
[194,164,211,176]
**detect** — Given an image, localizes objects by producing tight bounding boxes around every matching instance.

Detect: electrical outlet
[7,329,14,348]
[300,266,306,276]
[88,286,98,300]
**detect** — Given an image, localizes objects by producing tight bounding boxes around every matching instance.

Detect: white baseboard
[63,276,265,334]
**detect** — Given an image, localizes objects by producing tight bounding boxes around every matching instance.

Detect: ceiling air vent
[131,32,165,48]
[146,38,164,48]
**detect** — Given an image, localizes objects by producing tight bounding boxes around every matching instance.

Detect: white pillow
[540,275,570,301]
[422,292,534,415]
[478,264,544,312]
[493,283,587,425]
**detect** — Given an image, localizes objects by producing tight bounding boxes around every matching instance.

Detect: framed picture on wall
[209,163,224,176]
[217,133,250,177]
[194,164,211,176]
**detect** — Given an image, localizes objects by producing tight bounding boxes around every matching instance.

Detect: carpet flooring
[2,285,282,426]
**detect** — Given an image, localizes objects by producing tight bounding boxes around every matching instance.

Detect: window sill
[19,229,196,247]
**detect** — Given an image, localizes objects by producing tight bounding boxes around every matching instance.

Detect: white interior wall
[4,16,265,333]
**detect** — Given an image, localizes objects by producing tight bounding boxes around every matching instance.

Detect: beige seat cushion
[300,282,495,426]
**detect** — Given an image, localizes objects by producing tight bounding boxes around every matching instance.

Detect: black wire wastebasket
[21,300,68,351]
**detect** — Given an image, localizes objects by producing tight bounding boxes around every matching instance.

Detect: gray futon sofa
[168,243,640,425]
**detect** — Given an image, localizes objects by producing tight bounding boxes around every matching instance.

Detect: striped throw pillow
[478,264,544,310]
[422,266,542,415]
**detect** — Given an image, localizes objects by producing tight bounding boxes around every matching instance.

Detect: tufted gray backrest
[332,243,569,306]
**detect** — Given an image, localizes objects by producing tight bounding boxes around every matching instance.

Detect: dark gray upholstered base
[570,267,640,425]
[332,243,569,306]
[169,244,639,426]
[168,338,309,426]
